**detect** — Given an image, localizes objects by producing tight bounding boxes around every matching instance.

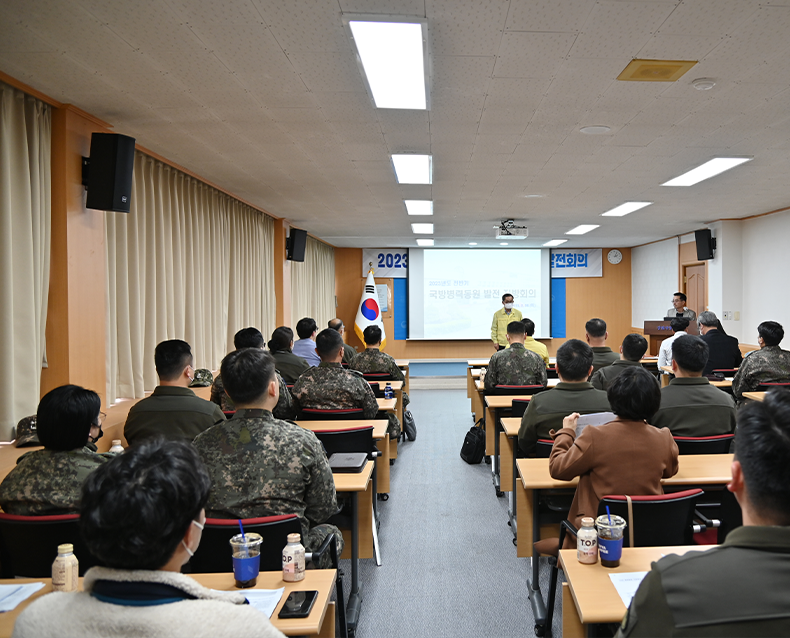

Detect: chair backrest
[368,382,384,398]
[0,513,99,578]
[313,426,376,457]
[756,382,790,391]
[300,408,365,421]
[711,369,738,375]
[223,411,235,417]
[362,372,395,382]
[535,439,554,458]
[491,384,548,396]
[188,514,302,574]
[597,489,703,547]
[511,398,530,418]
[674,434,734,455]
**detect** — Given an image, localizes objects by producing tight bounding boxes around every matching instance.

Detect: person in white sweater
[12,439,284,638]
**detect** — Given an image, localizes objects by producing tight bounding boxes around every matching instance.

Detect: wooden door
[685,265,706,317]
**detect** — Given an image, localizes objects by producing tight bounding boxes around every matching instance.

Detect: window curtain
[0,81,51,439]
[290,236,335,333]
[106,152,275,402]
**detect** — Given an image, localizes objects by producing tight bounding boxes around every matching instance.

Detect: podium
[643,320,697,356]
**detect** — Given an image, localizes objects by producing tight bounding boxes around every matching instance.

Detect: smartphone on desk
[277,590,318,619]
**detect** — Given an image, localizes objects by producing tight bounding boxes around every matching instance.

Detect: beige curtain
[106,152,275,402]
[291,236,335,333]
[0,81,51,439]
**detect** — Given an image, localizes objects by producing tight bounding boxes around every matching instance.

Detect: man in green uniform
[328,318,357,364]
[651,335,736,436]
[585,318,620,374]
[124,340,226,446]
[617,388,790,636]
[194,348,343,563]
[267,326,310,384]
[484,321,547,390]
[491,293,523,351]
[732,321,790,401]
[590,333,651,391]
[350,324,410,411]
[518,340,610,456]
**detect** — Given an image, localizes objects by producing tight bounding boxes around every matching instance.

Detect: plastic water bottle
[384,383,393,400]
[577,517,598,564]
[108,440,124,454]
[282,533,305,582]
[52,544,79,592]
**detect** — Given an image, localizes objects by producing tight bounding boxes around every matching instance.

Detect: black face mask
[88,427,104,444]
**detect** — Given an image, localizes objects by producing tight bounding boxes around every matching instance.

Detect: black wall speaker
[287,228,308,262]
[695,229,716,260]
[83,133,136,213]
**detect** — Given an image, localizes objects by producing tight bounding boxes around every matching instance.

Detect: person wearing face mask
[124,339,225,446]
[12,439,284,638]
[0,385,110,515]
[491,293,523,351]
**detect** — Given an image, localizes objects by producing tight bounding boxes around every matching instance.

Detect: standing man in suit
[698,311,742,376]
[491,293,522,351]
[666,292,697,320]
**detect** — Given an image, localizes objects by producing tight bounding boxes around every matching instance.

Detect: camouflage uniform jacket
[349,348,405,383]
[0,447,109,515]
[292,362,378,417]
[484,342,547,390]
[732,345,790,400]
[211,371,296,420]
[193,409,339,540]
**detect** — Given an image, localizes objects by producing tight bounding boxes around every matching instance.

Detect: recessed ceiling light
[500,242,508,246]
[601,201,652,217]
[411,223,433,234]
[468,242,478,246]
[416,238,434,246]
[348,19,427,110]
[393,154,432,184]
[580,125,611,135]
[692,78,716,91]
[521,194,545,198]
[662,157,752,187]
[566,224,600,235]
[543,239,568,247]
[404,200,433,215]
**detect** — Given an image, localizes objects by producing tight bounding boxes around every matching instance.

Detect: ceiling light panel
[416,238,434,246]
[347,18,428,110]
[411,223,434,234]
[543,239,568,246]
[601,201,652,217]
[662,157,753,187]
[392,154,432,183]
[404,200,433,215]
[566,224,600,235]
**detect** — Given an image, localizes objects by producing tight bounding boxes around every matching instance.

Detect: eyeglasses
[93,412,106,427]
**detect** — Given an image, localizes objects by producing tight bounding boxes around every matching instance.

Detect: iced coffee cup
[595,514,626,568]
[229,532,263,588]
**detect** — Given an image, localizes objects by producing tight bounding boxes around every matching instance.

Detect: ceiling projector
[495,219,528,240]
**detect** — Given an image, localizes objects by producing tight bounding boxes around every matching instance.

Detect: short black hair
[673,292,687,302]
[759,321,784,347]
[522,318,536,336]
[734,389,790,525]
[234,327,264,350]
[502,293,514,303]
[672,335,708,373]
[507,320,526,336]
[37,385,100,451]
[80,438,210,570]
[154,339,193,382]
[608,367,661,422]
[328,318,343,331]
[363,325,382,345]
[268,326,293,352]
[316,328,344,359]
[221,348,276,405]
[621,333,648,361]
[669,317,690,333]
[296,317,317,339]
[585,318,607,339]
[556,340,593,382]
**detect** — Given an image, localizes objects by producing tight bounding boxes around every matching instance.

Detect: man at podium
[666,292,696,320]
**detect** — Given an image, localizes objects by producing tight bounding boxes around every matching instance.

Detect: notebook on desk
[328,453,368,473]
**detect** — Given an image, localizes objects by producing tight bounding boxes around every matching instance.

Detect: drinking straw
[239,519,247,541]
[606,506,612,526]
[238,519,249,558]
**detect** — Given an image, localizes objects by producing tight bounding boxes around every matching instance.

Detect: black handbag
[460,419,486,464]
[403,410,417,441]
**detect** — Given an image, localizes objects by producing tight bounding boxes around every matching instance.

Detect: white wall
[632,237,679,328]
[707,220,744,340]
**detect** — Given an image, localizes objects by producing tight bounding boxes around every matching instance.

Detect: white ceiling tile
[657,0,760,36]
[427,0,509,56]
[494,32,577,78]
[505,0,594,33]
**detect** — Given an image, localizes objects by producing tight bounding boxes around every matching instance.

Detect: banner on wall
[362,249,408,278]
[550,249,603,278]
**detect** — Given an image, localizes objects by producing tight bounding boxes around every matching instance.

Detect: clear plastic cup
[229,532,263,588]
[595,514,626,568]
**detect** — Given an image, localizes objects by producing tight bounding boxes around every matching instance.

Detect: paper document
[0,582,45,612]
[609,572,648,607]
[244,588,285,618]
[575,412,616,437]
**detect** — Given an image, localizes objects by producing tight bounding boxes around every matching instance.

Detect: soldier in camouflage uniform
[327,318,358,364]
[484,320,547,390]
[0,385,109,515]
[195,348,343,564]
[210,327,296,420]
[733,321,790,401]
[292,328,384,428]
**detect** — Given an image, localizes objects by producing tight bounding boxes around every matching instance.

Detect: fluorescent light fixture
[393,155,432,184]
[566,224,600,235]
[416,238,434,246]
[601,201,652,217]
[348,19,427,110]
[662,157,752,187]
[404,200,433,215]
[500,242,509,246]
[411,223,433,234]
[543,239,568,247]
[468,242,478,246]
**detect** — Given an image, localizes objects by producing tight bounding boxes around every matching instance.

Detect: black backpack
[460,419,486,464]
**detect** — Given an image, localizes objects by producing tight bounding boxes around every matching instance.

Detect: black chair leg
[543,521,576,637]
[331,537,348,638]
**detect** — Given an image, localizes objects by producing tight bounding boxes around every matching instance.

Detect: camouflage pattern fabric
[193,409,343,565]
[211,371,296,420]
[349,348,411,406]
[732,345,790,400]
[190,368,214,387]
[0,447,109,515]
[14,415,40,447]
[292,363,379,418]
[484,343,547,390]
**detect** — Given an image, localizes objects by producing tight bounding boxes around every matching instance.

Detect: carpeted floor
[340,388,564,638]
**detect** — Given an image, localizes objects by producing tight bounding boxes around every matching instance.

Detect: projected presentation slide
[408,249,551,340]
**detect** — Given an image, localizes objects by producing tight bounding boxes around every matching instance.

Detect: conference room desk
[559,546,713,638]
[375,397,398,460]
[394,359,409,394]
[743,391,766,402]
[371,379,404,435]
[0,570,338,638]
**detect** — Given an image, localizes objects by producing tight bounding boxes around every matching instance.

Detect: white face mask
[504,303,514,310]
